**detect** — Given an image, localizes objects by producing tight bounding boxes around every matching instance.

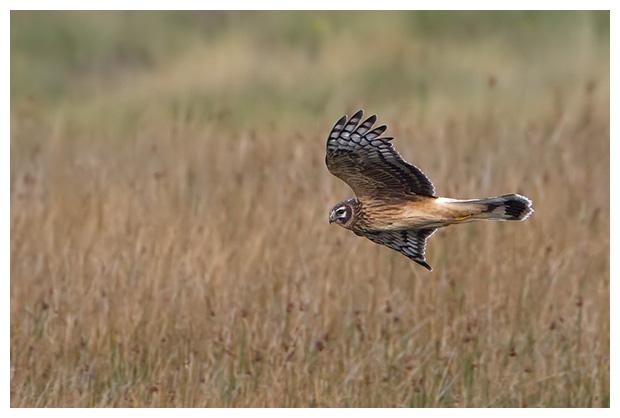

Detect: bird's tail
[438,194,533,222]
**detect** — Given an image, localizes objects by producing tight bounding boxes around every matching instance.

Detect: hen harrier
[326,110,533,271]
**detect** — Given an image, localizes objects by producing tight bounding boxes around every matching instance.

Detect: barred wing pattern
[325,110,435,200]
[360,228,437,271]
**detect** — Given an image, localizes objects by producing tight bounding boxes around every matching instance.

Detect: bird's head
[329,199,356,229]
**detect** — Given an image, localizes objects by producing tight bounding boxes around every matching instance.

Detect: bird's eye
[336,208,346,216]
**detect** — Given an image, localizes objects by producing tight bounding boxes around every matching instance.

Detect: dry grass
[10,11,609,407]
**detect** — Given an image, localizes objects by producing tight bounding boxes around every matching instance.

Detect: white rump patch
[435,197,459,203]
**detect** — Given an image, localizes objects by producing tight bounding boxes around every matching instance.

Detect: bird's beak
[329,213,335,224]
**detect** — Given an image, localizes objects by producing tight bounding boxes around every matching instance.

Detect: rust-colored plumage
[326,110,533,271]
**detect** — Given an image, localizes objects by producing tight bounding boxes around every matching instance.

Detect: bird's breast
[358,197,450,230]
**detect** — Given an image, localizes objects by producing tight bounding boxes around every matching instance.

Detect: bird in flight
[326,110,533,271]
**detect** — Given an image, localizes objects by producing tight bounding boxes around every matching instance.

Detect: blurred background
[11,11,609,407]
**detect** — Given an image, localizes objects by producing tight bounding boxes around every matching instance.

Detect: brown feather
[325,110,435,200]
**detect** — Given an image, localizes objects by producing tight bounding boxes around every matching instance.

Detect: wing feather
[360,228,436,270]
[326,110,435,199]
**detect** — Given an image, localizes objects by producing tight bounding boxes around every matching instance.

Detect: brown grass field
[10,11,609,407]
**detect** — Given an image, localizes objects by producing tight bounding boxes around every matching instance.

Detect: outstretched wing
[360,228,437,271]
[326,110,435,200]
